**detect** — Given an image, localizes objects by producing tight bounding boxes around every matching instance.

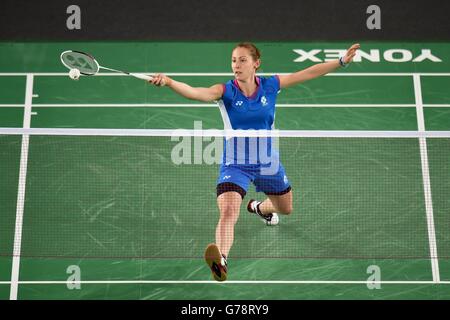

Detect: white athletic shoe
[247,199,279,226]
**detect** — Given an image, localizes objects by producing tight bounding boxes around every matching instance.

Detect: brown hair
[233,42,261,68]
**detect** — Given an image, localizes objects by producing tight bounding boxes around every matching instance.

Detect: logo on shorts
[223,175,231,180]
[283,175,288,184]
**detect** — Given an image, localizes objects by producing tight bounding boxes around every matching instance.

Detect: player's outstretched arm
[149,74,223,102]
[279,43,360,89]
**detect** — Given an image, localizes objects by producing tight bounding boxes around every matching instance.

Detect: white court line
[1,280,450,285]
[0,280,450,285]
[0,72,450,77]
[413,74,440,284]
[1,104,450,108]
[9,74,33,300]
[2,104,450,108]
[0,103,418,108]
[1,128,450,138]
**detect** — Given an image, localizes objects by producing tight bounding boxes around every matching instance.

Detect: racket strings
[61,51,99,75]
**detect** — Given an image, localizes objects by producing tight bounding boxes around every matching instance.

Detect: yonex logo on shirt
[235,101,243,107]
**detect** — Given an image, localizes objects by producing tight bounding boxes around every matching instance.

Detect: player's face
[231,48,260,81]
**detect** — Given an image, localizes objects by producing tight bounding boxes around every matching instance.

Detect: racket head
[60,50,100,75]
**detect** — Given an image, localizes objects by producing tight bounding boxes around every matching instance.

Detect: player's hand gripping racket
[60,50,157,82]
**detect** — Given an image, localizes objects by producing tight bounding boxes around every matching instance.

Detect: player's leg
[216,189,243,257]
[247,188,292,226]
[205,165,250,281]
[205,185,244,282]
[258,190,293,215]
[248,163,292,224]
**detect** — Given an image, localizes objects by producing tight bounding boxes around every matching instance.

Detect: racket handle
[130,73,153,81]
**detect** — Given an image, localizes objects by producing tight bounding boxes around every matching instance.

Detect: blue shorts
[216,163,291,196]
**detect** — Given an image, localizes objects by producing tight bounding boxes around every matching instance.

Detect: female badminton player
[149,42,360,281]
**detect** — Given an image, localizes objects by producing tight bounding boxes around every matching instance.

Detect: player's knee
[219,207,239,224]
[279,204,293,215]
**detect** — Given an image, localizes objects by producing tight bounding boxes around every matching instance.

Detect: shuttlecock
[69,68,80,80]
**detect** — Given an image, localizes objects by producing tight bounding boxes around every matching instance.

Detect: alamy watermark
[66,265,81,290]
[170,121,281,175]
[366,265,381,290]
[366,5,381,30]
[66,5,81,30]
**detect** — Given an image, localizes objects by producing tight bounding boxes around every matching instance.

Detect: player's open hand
[343,43,360,64]
[149,73,170,87]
